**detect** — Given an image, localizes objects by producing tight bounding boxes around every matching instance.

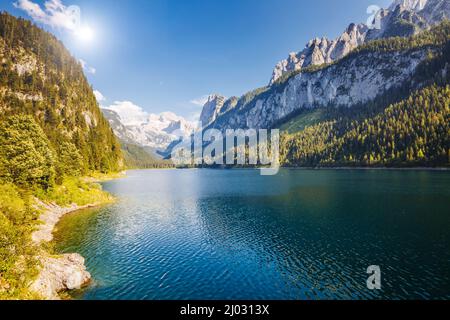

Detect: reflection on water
[54,169,450,300]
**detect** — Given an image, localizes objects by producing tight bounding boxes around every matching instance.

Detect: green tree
[55,139,84,179]
[0,115,55,189]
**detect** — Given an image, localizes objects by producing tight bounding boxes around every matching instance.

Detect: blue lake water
[54,169,450,300]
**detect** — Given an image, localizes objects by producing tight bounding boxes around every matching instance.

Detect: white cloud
[86,66,96,74]
[187,112,201,129]
[93,90,106,103]
[187,112,201,123]
[14,0,82,31]
[190,95,210,106]
[103,101,149,126]
[78,59,96,74]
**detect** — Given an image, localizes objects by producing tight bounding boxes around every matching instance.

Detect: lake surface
[54,169,450,300]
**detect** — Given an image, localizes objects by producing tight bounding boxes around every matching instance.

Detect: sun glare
[75,26,94,43]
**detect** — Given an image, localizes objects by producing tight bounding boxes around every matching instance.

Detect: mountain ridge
[201,0,449,135]
[206,22,448,132]
[101,107,195,154]
[269,0,449,85]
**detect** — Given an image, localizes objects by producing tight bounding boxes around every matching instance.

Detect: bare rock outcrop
[269,0,449,85]
[270,23,367,85]
[199,94,227,126]
[30,254,91,300]
[30,200,94,300]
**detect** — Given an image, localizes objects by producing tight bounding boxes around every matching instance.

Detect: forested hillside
[0,12,122,183]
[281,84,450,167]
[121,142,174,169]
[0,12,122,298]
[279,23,450,168]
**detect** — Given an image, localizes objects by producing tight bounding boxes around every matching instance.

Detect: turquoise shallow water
[54,169,450,300]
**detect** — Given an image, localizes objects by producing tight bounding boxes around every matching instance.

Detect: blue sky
[2,0,392,120]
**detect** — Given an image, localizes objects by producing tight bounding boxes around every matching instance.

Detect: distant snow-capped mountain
[102,108,195,152]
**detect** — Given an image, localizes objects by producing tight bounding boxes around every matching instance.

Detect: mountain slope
[207,21,449,132]
[102,108,195,152]
[281,84,450,167]
[120,141,174,169]
[0,12,123,299]
[0,12,122,178]
[199,94,227,126]
[269,0,449,85]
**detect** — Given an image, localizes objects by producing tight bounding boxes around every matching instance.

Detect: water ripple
[54,169,450,300]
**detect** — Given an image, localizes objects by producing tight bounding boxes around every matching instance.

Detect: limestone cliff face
[269,0,449,85]
[199,94,226,126]
[270,23,367,86]
[418,0,450,24]
[200,0,449,134]
[209,47,434,131]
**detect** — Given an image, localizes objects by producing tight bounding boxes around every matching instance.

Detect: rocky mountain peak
[269,22,367,85]
[389,0,429,11]
[199,94,226,126]
[419,0,450,24]
[268,0,448,85]
[102,108,195,152]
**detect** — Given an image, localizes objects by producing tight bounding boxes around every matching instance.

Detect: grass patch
[84,171,126,183]
[280,109,326,134]
[35,177,115,207]
[0,175,116,299]
[0,183,39,299]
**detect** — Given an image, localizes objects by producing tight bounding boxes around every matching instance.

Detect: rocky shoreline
[30,200,101,300]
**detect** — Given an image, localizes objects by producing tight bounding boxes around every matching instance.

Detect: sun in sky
[74,25,94,43]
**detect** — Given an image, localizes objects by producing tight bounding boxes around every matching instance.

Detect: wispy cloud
[93,90,106,103]
[14,0,82,31]
[187,112,201,123]
[78,59,96,74]
[102,101,149,126]
[190,95,210,107]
